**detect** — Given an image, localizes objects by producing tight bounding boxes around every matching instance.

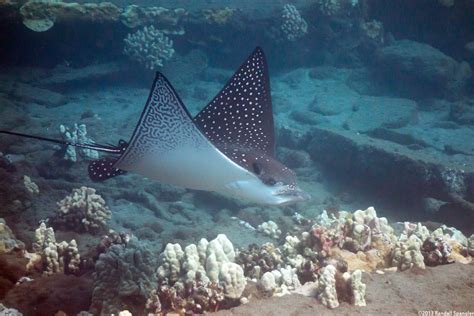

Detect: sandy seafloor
[215,263,474,315]
[0,56,473,314]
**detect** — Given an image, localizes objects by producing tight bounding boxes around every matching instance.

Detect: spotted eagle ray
[0,47,310,205]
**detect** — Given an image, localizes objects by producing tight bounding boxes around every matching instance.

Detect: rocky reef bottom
[0,207,473,315]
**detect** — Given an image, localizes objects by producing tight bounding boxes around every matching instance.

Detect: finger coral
[55,186,111,233]
[123,25,175,70]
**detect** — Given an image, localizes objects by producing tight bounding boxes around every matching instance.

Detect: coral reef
[202,7,235,25]
[90,237,158,315]
[154,277,225,314]
[55,187,111,233]
[0,303,22,315]
[257,220,282,239]
[315,0,358,16]
[22,175,39,195]
[361,20,384,45]
[19,0,121,32]
[375,40,472,98]
[32,222,81,275]
[0,219,25,253]
[316,264,339,308]
[120,5,187,31]
[258,266,301,296]
[236,243,283,280]
[123,25,175,70]
[59,124,99,162]
[280,4,308,41]
[157,234,246,301]
[390,235,425,271]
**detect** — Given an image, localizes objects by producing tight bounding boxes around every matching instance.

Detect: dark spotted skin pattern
[88,140,127,181]
[194,47,295,186]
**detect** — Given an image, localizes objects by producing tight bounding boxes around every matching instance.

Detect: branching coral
[123,25,174,70]
[281,4,308,41]
[59,123,99,162]
[32,222,81,274]
[55,186,111,233]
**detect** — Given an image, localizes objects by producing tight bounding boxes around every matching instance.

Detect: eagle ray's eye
[253,162,262,175]
[265,177,276,186]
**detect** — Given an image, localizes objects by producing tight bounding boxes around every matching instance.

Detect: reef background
[0,0,473,315]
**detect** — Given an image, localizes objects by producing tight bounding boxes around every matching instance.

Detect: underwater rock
[308,81,360,116]
[0,219,24,253]
[39,62,127,88]
[202,7,235,25]
[277,147,313,169]
[465,41,474,55]
[306,126,474,205]
[90,238,157,315]
[0,253,28,299]
[375,40,472,98]
[365,128,428,150]
[120,5,187,30]
[0,81,66,107]
[3,273,92,315]
[19,0,121,32]
[162,49,209,86]
[449,99,474,126]
[345,96,418,132]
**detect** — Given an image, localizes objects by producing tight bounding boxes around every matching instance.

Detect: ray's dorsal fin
[113,72,204,172]
[194,47,275,166]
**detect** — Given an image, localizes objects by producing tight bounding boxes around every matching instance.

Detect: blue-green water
[0,1,473,315]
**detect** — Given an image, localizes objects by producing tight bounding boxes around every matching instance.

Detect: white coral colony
[123,25,175,70]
